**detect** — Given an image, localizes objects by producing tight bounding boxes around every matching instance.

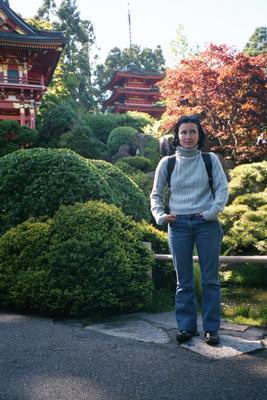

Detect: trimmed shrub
[141,135,160,169]
[58,120,109,160]
[117,156,152,172]
[38,100,77,146]
[228,161,267,201]
[107,126,137,155]
[84,113,121,144]
[84,112,153,144]
[223,210,267,255]
[221,264,267,288]
[0,121,38,156]
[92,160,150,222]
[219,204,250,233]
[0,201,154,316]
[0,148,114,233]
[232,192,267,210]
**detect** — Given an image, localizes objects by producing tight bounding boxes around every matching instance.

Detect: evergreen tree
[55,0,97,110]
[36,0,97,111]
[37,0,56,21]
[243,27,267,56]
[94,44,165,105]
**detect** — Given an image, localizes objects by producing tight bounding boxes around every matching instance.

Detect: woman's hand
[164,214,176,224]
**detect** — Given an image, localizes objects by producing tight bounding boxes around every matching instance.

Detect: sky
[10,0,267,66]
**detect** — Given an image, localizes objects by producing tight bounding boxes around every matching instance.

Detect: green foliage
[58,119,109,160]
[219,204,250,232]
[228,161,267,201]
[137,221,175,291]
[38,99,78,146]
[117,156,152,172]
[95,45,165,103]
[221,264,267,288]
[92,160,150,222]
[223,210,267,255]
[243,26,267,56]
[84,113,152,145]
[0,148,113,233]
[0,121,38,157]
[115,159,154,200]
[232,192,267,210]
[141,135,160,169]
[0,201,154,316]
[107,126,137,155]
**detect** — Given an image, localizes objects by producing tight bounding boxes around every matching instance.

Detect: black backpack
[166,153,214,197]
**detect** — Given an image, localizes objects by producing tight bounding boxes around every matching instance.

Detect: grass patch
[221,288,267,328]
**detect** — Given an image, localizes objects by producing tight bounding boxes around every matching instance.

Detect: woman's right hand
[164,214,176,224]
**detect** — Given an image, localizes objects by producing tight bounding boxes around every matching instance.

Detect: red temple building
[0,0,66,128]
[104,66,165,118]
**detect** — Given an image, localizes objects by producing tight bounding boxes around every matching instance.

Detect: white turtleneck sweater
[150,147,229,225]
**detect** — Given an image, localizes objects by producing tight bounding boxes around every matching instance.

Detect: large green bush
[228,161,267,201]
[84,112,153,144]
[222,210,267,255]
[0,121,38,156]
[232,192,267,210]
[92,160,150,221]
[107,126,137,155]
[0,148,152,234]
[0,148,113,233]
[0,201,154,316]
[37,100,77,146]
[58,119,109,160]
[116,156,152,172]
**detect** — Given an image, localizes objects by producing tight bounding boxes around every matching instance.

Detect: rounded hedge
[0,148,114,233]
[0,201,154,316]
[84,112,153,144]
[222,210,267,255]
[107,126,137,155]
[0,148,152,234]
[232,192,267,210]
[117,156,152,172]
[92,160,150,222]
[228,161,267,201]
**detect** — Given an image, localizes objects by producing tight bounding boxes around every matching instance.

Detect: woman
[150,115,229,346]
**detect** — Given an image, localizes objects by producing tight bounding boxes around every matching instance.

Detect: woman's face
[178,122,199,149]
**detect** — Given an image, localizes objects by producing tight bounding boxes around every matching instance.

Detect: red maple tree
[159,44,267,162]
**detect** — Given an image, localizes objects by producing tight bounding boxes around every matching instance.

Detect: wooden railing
[142,243,267,266]
[155,254,267,265]
[0,77,43,86]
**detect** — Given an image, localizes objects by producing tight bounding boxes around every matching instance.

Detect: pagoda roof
[111,103,165,118]
[0,0,67,47]
[105,68,164,90]
[104,87,160,106]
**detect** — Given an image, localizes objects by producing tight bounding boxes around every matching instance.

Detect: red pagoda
[0,0,66,128]
[104,65,165,118]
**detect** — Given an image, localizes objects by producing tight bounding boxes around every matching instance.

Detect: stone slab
[180,334,264,359]
[85,320,169,344]
[220,320,249,332]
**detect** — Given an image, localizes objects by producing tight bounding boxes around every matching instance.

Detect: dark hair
[173,115,206,149]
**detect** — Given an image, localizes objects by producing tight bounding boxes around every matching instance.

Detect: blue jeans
[168,214,223,333]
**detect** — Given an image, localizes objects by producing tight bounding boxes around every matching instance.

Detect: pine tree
[243,27,267,56]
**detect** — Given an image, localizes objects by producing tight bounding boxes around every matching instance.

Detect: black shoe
[204,331,220,345]
[176,330,199,344]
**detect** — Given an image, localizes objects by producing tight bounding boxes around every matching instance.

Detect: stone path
[85,311,266,359]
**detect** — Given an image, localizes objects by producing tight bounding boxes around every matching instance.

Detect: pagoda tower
[0,0,66,128]
[104,65,165,118]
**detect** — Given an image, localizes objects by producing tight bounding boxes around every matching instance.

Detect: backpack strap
[167,152,214,197]
[167,154,176,187]
[201,152,214,197]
